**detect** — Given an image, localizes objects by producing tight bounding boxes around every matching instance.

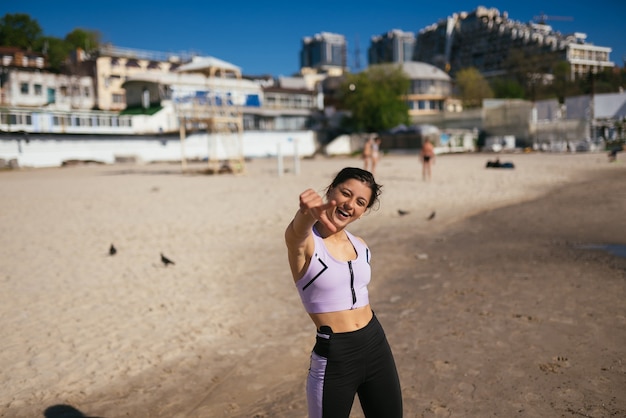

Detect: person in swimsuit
[285,167,403,418]
[362,137,374,172]
[420,138,435,181]
[370,137,381,175]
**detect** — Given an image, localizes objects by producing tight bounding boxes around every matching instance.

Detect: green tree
[38,36,72,72]
[65,28,101,53]
[491,78,525,99]
[0,13,43,50]
[455,67,493,108]
[339,64,410,132]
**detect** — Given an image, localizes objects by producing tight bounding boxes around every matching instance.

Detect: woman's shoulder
[346,230,368,247]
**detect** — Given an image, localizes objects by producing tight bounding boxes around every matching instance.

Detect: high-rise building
[300,32,347,75]
[415,6,614,80]
[368,29,416,65]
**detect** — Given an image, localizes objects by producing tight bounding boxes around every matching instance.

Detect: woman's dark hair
[326,167,382,209]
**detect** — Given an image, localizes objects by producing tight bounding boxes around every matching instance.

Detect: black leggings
[307,314,403,418]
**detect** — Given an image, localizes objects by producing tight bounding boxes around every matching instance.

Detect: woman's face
[326,179,372,227]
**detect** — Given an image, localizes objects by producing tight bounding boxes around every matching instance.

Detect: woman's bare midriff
[309,305,373,333]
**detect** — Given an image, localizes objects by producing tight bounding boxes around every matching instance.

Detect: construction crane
[533,12,574,25]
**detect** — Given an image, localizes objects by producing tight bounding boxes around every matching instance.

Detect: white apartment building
[0,47,94,110]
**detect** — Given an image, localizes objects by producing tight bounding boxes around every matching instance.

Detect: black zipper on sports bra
[348,261,356,306]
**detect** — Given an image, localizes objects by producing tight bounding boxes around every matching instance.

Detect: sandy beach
[1,152,625,418]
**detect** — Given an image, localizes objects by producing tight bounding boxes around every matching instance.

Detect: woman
[420,138,435,181]
[370,137,381,175]
[285,167,403,418]
[362,137,374,172]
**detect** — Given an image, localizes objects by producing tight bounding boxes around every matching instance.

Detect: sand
[1,152,624,418]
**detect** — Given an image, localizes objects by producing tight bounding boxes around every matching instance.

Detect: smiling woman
[284,167,402,418]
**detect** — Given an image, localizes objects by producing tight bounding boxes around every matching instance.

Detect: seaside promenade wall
[0,130,317,168]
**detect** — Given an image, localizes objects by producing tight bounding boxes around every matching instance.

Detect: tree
[0,13,43,50]
[339,64,410,133]
[491,78,525,99]
[38,36,72,72]
[65,28,101,53]
[0,13,105,73]
[455,67,493,108]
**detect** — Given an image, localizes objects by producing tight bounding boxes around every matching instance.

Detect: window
[34,84,43,95]
[126,59,141,68]
[112,93,124,104]
[20,83,29,94]
[84,87,90,97]
[47,88,56,103]
[1,113,17,124]
[60,86,68,96]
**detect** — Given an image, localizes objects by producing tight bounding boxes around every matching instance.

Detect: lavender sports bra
[296,227,371,314]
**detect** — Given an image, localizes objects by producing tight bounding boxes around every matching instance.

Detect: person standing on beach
[285,167,403,418]
[362,137,374,172]
[370,137,382,175]
[420,138,435,181]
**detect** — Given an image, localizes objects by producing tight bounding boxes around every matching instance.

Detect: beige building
[77,44,194,111]
[375,61,459,119]
[416,6,615,80]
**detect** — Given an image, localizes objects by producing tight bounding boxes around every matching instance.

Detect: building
[0,46,95,111]
[0,54,322,168]
[74,44,196,111]
[320,60,458,140]
[565,37,613,80]
[415,6,614,80]
[396,61,456,118]
[250,76,322,131]
[300,32,347,75]
[0,47,46,70]
[368,29,416,65]
[1,68,95,110]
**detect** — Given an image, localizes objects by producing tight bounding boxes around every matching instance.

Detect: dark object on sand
[427,211,436,220]
[161,253,175,266]
[398,209,410,216]
[486,158,514,169]
[44,404,102,418]
[109,243,117,256]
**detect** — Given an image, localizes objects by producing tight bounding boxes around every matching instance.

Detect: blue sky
[4,1,625,77]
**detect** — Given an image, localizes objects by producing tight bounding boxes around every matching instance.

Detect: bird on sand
[109,244,117,256]
[427,211,436,220]
[161,253,175,266]
[398,209,410,216]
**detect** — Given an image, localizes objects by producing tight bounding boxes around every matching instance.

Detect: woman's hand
[299,189,337,232]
